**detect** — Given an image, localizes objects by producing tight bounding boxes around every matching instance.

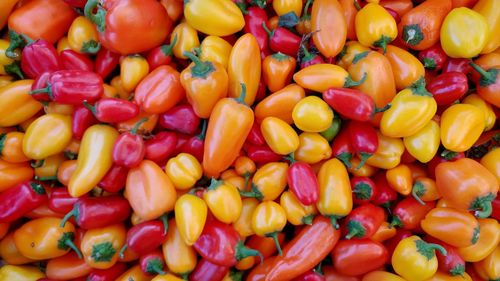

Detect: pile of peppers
[0,0,499,280]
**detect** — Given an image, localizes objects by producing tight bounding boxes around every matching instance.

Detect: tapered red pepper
[244,7,270,57]
[120,219,168,258]
[69,124,118,197]
[323,88,390,122]
[262,24,301,57]
[331,128,354,168]
[286,155,319,206]
[299,44,325,69]
[392,236,447,281]
[332,239,389,277]
[60,196,130,230]
[20,39,61,79]
[0,181,46,223]
[343,204,385,239]
[189,259,229,281]
[112,118,148,168]
[147,36,177,71]
[160,105,201,135]
[372,172,398,208]
[71,105,97,140]
[97,165,128,193]
[245,144,283,165]
[251,201,287,256]
[427,72,468,106]
[84,98,139,123]
[418,45,447,71]
[351,176,377,205]
[424,236,465,277]
[347,121,378,169]
[391,197,435,230]
[95,48,120,79]
[48,188,86,214]
[144,131,178,164]
[139,249,167,276]
[87,263,127,281]
[294,64,366,93]
[355,3,397,51]
[81,223,126,269]
[59,49,93,71]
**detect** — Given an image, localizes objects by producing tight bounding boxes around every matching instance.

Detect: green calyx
[352,51,369,65]
[422,58,437,70]
[30,159,45,168]
[440,149,458,160]
[352,183,373,200]
[196,119,208,141]
[251,0,267,8]
[84,0,106,33]
[328,215,342,230]
[34,176,58,181]
[64,151,78,160]
[160,35,177,57]
[5,30,28,59]
[130,117,149,135]
[373,103,391,115]
[472,224,481,245]
[146,258,166,275]
[266,232,283,256]
[409,77,432,97]
[229,269,244,281]
[336,152,352,168]
[91,241,116,262]
[183,51,215,79]
[271,52,290,62]
[389,216,403,228]
[30,182,45,195]
[344,72,367,88]
[450,264,465,277]
[160,213,169,235]
[302,214,314,225]
[469,63,498,87]
[283,152,296,164]
[81,40,101,54]
[207,177,223,191]
[402,24,424,46]
[355,152,372,170]
[239,183,264,201]
[345,220,366,239]
[4,61,25,79]
[411,181,426,206]
[470,193,495,218]
[58,232,83,259]
[373,35,393,53]
[415,239,447,260]
[0,134,6,155]
[235,240,263,263]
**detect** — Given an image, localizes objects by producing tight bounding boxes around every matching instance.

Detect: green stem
[60,209,76,228]
[130,117,149,135]
[196,119,208,140]
[235,83,248,105]
[470,62,493,80]
[328,216,340,229]
[34,176,58,181]
[183,51,214,78]
[267,232,283,256]
[65,239,83,259]
[353,0,361,10]
[84,0,106,33]
[355,152,371,170]
[235,240,263,264]
[302,0,313,18]
[82,101,97,115]
[411,182,426,206]
[374,103,391,114]
[118,244,127,259]
[344,72,367,88]
[30,159,44,168]
[261,22,273,37]
[161,35,178,56]
[160,213,169,234]
[283,152,296,163]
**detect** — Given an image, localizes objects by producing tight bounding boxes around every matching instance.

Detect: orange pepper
[412,177,441,204]
[117,111,159,135]
[371,222,397,242]
[0,232,34,265]
[458,218,500,262]
[234,156,256,179]
[34,153,65,180]
[473,245,500,280]
[0,80,42,127]
[0,0,19,30]
[162,219,197,276]
[262,53,296,93]
[337,41,370,70]
[116,264,153,281]
[0,131,30,163]
[255,83,305,124]
[386,164,413,196]
[81,223,126,269]
[294,63,365,93]
[347,157,378,177]
[339,0,359,41]
[0,159,33,192]
[160,0,184,22]
[481,148,500,182]
[384,45,425,90]
[45,252,93,280]
[57,160,77,186]
[44,102,74,115]
[233,198,259,237]
[240,162,289,201]
[311,0,347,58]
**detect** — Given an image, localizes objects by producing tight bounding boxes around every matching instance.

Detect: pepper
[68,124,118,197]
[174,193,207,247]
[189,259,229,281]
[411,177,441,203]
[20,39,61,79]
[293,96,333,133]
[418,45,448,71]
[474,0,500,54]
[0,265,45,281]
[0,0,20,30]
[443,58,472,74]
[392,236,447,281]
[386,164,413,196]
[14,217,81,260]
[311,0,346,58]
[112,118,149,169]
[474,246,500,280]
[332,239,389,276]
[45,251,93,280]
[0,181,46,223]
[60,50,94,72]
[255,84,305,124]
[47,187,83,214]
[115,265,151,281]
[184,0,244,36]
[71,106,97,140]
[244,7,270,57]
[199,35,233,69]
[81,223,126,269]
[347,121,378,169]
[363,271,406,281]
[0,80,42,127]
[0,132,30,163]
[403,120,440,164]
[355,3,397,51]
[294,63,366,93]
[273,0,302,16]
[469,63,500,108]
[95,48,120,79]
[384,45,425,90]
[371,222,397,243]
[120,219,168,259]
[240,162,288,201]
[331,128,354,168]
[463,94,496,132]
[294,132,332,164]
[203,178,242,224]
[280,191,317,226]
[144,131,178,164]
[336,41,370,69]
[317,159,353,228]
[350,176,377,205]
[147,37,177,71]
[261,116,300,155]
[166,153,202,190]
[436,158,498,217]
[421,207,480,248]
[440,7,489,58]
[84,98,139,124]
[126,160,177,221]
[424,236,466,277]
[87,263,127,281]
[0,231,34,265]
[251,201,287,256]
[245,144,284,165]
[284,155,319,205]
[67,16,100,54]
[170,22,200,60]
[390,197,435,230]
[139,249,167,276]
[343,204,385,240]
[427,150,465,179]
[262,53,296,93]
[371,172,398,208]
[481,148,500,183]
[97,165,128,193]
[427,72,469,106]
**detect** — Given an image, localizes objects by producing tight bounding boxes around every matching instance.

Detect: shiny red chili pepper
[390,197,436,230]
[331,128,354,168]
[244,6,270,58]
[418,44,447,71]
[247,122,266,146]
[84,98,139,123]
[95,47,120,79]
[323,88,390,122]
[244,143,283,165]
[384,229,413,258]
[60,195,131,229]
[189,258,230,281]
[427,150,465,179]
[443,58,472,74]
[144,131,178,164]
[48,187,88,214]
[0,181,47,223]
[63,0,87,8]
[21,39,61,79]
[160,104,201,135]
[351,176,378,205]
[146,36,177,70]
[193,219,262,266]
[427,72,468,106]
[98,165,128,193]
[300,45,325,69]
[87,263,127,281]
[332,239,389,276]
[492,195,500,221]
[30,70,104,104]
[59,49,94,72]
[348,121,378,169]
[371,173,398,208]
[343,203,385,239]
[174,133,192,156]
[72,105,98,140]
[30,71,51,102]
[179,124,206,164]
[287,156,319,206]
[425,236,466,277]
[112,118,148,168]
[120,218,168,257]
[262,24,301,57]
[293,269,325,281]
[139,249,167,275]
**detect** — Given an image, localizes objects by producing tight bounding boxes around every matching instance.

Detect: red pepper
[84,98,139,123]
[390,197,436,230]
[470,63,500,104]
[193,219,262,266]
[244,143,283,165]
[160,104,201,135]
[72,105,98,140]
[343,203,385,239]
[30,71,51,102]
[351,176,378,205]
[331,128,353,168]
[244,7,270,58]
[87,263,127,281]
[48,187,88,214]
[254,78,267,103]
[174,133,192,156]
[425,236,466,277]
[384,7,400,23]
[30,70,104,104]
[189,258,230,281]
[287,156,319,206]
[443,58,472,74]
[63,0,87,8]
[146,36,177,70]
[21,39,61,79]
[179,121,207,164]
[262,23,301,57]
[120,218,169,257]
[95,47,120,79]
[300,45,325,69]
[139,249,167,275]
[383,229,413,259]
[60,195,131,229]
[246,122,266,146]
[145,131,178,164]
[332,239,389,277]
[347,121,378,169]
[427,72,468,106]
[0,181,47,223]
[418,44,447,71]
[59,50,94,72]
[371,173,398,208]
[293,269,325,281]
[492,195,500,221]
[112,118,148,168]
[323,88,390,122]
[97,165,128,193]
[427,150,465,179]
[466,263,486,281]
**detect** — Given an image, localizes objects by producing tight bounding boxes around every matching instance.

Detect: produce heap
[0,0,499,280]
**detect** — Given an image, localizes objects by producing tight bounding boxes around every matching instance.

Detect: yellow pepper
[0,39,15,76]
[68,124,118,197]
[474,0,500,54]
[403,120,440,163]
[44,102,74,115]
[463,94,496,131]
[120,55,150,92]
[385,45,425,90]
[273,0,302,17]
[110,76,132,100]
[337,41,371,70]
[174,193,207,246]
[440,7,489,58]
[166,153,202,190]
[355,3,397,51]
[261,116,299,155]
[22,114,72,160]
[200,35,232,69]
[440,104,485,152]
[184,0,244,36]
[392,236,447,281]
[292,96,333,133]
[81,223,126,269]
[0,265,45,281]
[473,245,500,280]
[151,274,184,281]
[203,178,242,224]
[240,162,288,201]
[233,198,259,237]
[294,132,332,164]
[34,153,65,179]
[458,218,500,262]
[481,148,500,182]
[251,201,287,256]
[362,271,406,281]
[0,80,41,127]
[366,131,405,169]
[57,36,71,54]
[386,164,413,196]
[162,219,197,276]
[293,63,365,93]
[317,158,353,228]
[0,131,29,163]
[171,22,200,60]
[279,191,317,226]
[67,16,100,54]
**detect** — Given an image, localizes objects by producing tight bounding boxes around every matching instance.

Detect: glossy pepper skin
[60,49,94,71]
[418,45,448,71]
[262,53,296,93]
[287,156,319,206]
[459,218,500,262]
[166,153,203,190]
[469,63,500,108]
[347,121,378,169]
[84,98,139,123]
[436,158,498,218]
[323,88,389,122]
[87,263,127,281]
[0,265,45,280]
[294,63,366,93]
[244,7,270,57]
[311,0,346,58]
[0,80,42,127]
[184,0,244,36]
[385,45,425,90]
[189,259,230,281]
[474,0,500,54]
[139,249,167,276]
[20,39,61,79]
[175,193,207,246]
[72,106,98,140]
[427,72,468,106]
[350,176,377,205]
[98,165,128,193]
[391,197,436,230]
[48,187,86,214]
[144,131,178,164]
[355,3,397,51]
[121,219,167,258]
[0,132,29,163]
[343,204,385,239]
[204,178,242,224]
[425,236,466,277]
[146,37,176,71]
[0,181,46,223]
[95,48,120,79]
[112,118,149,169]
[81,223,126,269]
[251,201,288,256]
[332,239,389,276]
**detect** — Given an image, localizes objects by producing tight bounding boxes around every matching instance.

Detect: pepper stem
[469,62,498,87]
[239,184,264,201]
[412,182,426,206]
[415,239,447,260]
[196,119,208,140]
[302,0,313,17]
[344,72,367,88]
[261,22,273,37]
[130,117,149,135]
[147,259,166,275]
[82,101,97,115]
[34,176,58,181]
[5,30,27,59]
[118,244,127,259]
[389,216,403,228]
[345,220,366,239]
[302,214,314,225]
[66,239,83,259]
[355,152,371,170]
[328,216,340,229]
[267,232,283,256]
[30,159,44,168]
[235,83,248,105]
[353,0,362,10]
[235,240,264,264]
[84,0,106,33]
[471,193,494,218]
[207,177,223,191]
[374,103,391,114]
[469,62,493,81]
[283,153,296,163]
[160,35,177,56]
[160,213,169,234]
[336,152,352,168]
[373,35,392,53]
[183,51,215,78]
[60,209,76,228]
[29,86,50,95]
[402,24,424,46]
